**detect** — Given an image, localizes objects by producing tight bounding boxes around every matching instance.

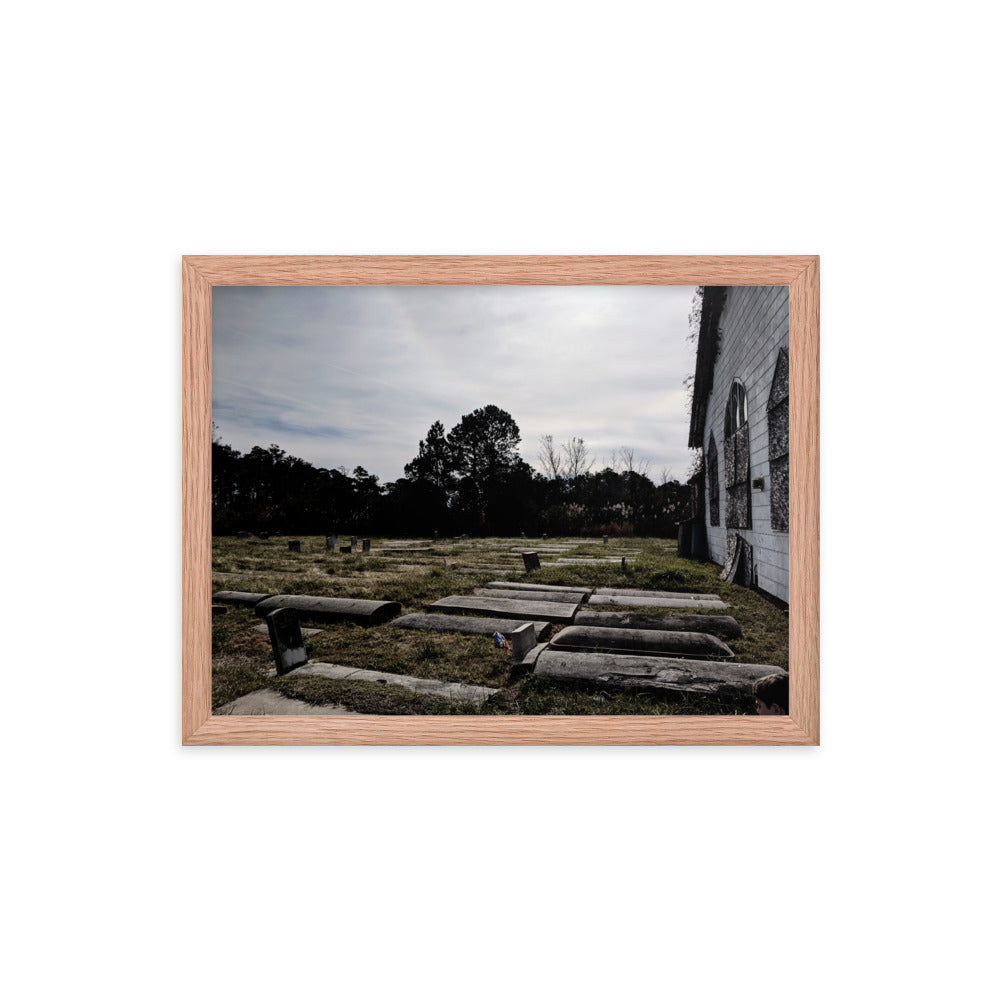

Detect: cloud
[212,285,699,482]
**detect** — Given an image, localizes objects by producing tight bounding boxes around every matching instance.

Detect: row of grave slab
[213,581,788,713]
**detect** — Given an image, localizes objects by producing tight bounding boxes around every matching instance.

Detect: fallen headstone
[392,613,552,641]
[265,608,309,675]
[534,649,786,698]
[574,610,742,639]
[429,594,577,624]
[212,590,274,608]
[548,625,734,659]
[254,595,402,626]
[340,545,352,554]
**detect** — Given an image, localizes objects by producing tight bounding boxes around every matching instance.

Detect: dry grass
[211,535,787,715]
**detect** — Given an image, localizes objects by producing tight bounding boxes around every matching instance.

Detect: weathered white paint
[700,286,790,603]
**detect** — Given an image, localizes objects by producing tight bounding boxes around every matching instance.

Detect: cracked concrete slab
[289,662,498,704]
[214,689,360,716]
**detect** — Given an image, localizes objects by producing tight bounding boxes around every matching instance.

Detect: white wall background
[3,3,995,998]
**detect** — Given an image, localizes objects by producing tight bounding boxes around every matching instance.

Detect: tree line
[212,405,689,537]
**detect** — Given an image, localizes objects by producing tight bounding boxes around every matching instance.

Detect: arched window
[723,379,751,529]
[707,433,720,527]
[768,349,789,532]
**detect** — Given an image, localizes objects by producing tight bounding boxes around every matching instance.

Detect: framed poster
[183,256,818,745]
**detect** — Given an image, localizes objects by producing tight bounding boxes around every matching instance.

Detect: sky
[212,285,699,484]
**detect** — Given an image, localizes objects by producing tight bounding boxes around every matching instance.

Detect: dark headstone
[542,533,548,540]
[433,531,439,541]
[326,535,338,548]
[258,532,271,540]
[754,673,789,714]
[603,535,608,545]
[288,540,301,552]
[621,557,626,571]
[362,539,371,552]
[265,608,308,675]
[522,551,541,572]
[211,604,229,616]
[350,536,358,547]
[255,595,402,626]
[461,533,469,540]
[340,545,352,554]
[236,531,252,539]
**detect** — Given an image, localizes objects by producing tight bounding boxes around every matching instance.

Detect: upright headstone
[603,534,609,545]
[340,545,352,554]
[621,557,627,571]
[258,532,271,540]
[362,538,371,552]
[326,535,338,549]
[350,536,358,548]
[522,551,541,572]
[521,532,526,539]
[542,533,548,540]
[461,533,469,540]
[433,531,439,542]
[237,531,251,539]
[509,622,537,662]
[265,608,308,675]
[288,540,301,552]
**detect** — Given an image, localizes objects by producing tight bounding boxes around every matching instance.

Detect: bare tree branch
[537,434,563,479]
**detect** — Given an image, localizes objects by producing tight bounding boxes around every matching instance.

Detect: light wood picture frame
[183,255,819,746]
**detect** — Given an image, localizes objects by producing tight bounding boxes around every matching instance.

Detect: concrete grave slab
[588,595,728,610]
[548,625,734,659]
[254,595,402,626]
[289,662,498,704]
[392,613,552,641]
[486,581,594,594]
[593,587,722,601]
[534,650,785,698]
[573,610,742,639]
[474,587,587,605]
[214,689,359,716]
[429,595,578,624]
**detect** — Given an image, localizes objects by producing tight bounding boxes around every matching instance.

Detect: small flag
[493,631,511,651]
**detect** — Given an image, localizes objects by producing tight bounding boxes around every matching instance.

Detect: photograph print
[210,282,790,718]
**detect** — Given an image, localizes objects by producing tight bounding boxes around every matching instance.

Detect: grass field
[211,535,788,715]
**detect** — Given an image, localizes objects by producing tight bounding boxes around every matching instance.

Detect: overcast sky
[212,285,699,484]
